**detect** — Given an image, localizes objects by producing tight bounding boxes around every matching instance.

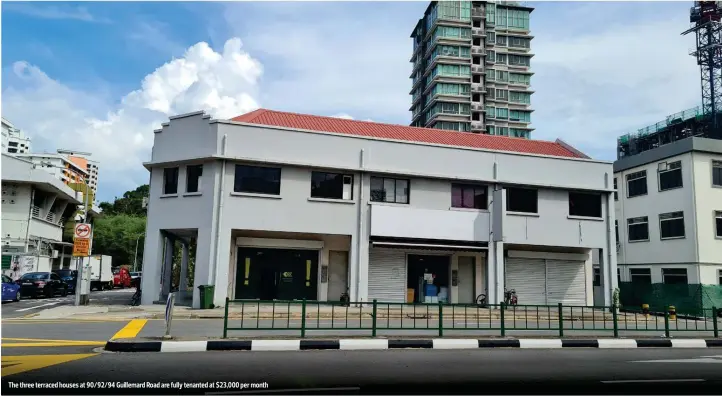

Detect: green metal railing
[222,298,720,339]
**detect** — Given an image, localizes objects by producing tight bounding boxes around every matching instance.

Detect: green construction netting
[619,282,722,318]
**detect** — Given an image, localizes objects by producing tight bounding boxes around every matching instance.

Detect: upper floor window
[451,184,487,210]
[568,192,602,218]
[627,216,649,242]
[234,165,281,195]
[506,187,537,214]
[163,167,179,195]
[659,211,685,239]
[713,160,722,187]
[593,267,601,287]
[311,172,353,200]
[613,178,618,201]
[370,176,409,204]
[662,268,688,285]
[186,165,203,193]
[658,160,682,191]
[715,211,722,238]
[626,170,648,198]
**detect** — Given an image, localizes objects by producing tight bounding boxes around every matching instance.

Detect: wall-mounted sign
[282,271,293,283]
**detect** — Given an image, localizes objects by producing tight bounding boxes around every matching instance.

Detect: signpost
[165,292,176,338]
[73,223,92,305]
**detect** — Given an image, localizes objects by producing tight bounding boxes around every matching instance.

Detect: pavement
[0,288,135,319]
[2,347,722,394]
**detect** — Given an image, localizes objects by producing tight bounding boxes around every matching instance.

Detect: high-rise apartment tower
[410,1,534,138]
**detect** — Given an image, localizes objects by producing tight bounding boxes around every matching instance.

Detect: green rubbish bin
[198,285,215,309]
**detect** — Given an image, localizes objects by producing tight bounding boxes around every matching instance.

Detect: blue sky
[1,1,701,202]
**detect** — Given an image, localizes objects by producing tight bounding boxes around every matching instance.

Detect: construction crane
[683,1,722,139]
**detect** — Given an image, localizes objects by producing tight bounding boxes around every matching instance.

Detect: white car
[130,271,142,280]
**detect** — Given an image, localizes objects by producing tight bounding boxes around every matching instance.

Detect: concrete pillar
[212,227,232,306]
[192,226,214,309]
[161,236,174,299]
[140,229,164,305]
[179,241,189,301]
[475,253,484,300]
[450,254,459,303]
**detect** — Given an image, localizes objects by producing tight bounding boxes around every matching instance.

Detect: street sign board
[74,223,92,239]
[72,239,90,257]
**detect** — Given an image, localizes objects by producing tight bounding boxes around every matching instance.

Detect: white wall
[1,184,32,250]
[699,264,722,285]
[615,152,698,265]
[692,152,722,264]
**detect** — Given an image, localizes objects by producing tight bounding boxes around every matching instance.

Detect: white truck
[87,255,113,291]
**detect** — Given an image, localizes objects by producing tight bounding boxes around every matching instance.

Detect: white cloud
[3,3,111,23]
[2,38,263,200]
[331,113,354,120]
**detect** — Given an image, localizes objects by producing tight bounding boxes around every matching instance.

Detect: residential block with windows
[140,109,616,309]
[409,1,534,138]
[611,137,722,288]
[1,117,32,154]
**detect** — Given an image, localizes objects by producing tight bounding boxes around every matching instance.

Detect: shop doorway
[235,247,318,300]
[407,254,450,303]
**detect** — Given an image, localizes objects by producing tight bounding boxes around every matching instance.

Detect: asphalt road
[2,348,722,394]
[0,289,134,319]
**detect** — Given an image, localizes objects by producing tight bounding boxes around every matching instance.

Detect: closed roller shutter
[546,260,586,306]
[505,257,546,305]
[368,248,406,303]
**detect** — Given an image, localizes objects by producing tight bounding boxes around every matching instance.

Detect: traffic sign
[72,239,90,257]
[74,223,92,239]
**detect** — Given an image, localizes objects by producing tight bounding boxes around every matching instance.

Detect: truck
[87,255,113,291]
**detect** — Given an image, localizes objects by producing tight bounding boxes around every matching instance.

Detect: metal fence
[222,298,720,339]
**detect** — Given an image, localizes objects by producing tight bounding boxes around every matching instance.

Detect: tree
[90,215,146,267]
[98,184,149,216]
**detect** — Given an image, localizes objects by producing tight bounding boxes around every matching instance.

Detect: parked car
[17,272,68,298]
[1,275,21,302]
[113,267,132,289]
[53,269,78,294]
[130,271,142,281]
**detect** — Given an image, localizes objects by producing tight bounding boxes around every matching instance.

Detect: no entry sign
[74,223,92,239]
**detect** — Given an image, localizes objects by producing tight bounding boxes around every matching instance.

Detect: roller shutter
[505,257,546,305]
[368,248,406,303]
[546,260,586,306]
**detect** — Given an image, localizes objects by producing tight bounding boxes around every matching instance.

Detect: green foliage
[91,215,146,268]
[98,184,149,216]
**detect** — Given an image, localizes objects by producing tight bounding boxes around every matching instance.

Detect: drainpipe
[211,134,228,301]
[24,188,35,254]
[355,149,365,303]
[605,191,617,306]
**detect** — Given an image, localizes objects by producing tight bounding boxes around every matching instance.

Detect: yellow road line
[2,341,106,347]
[110,319,148,340]
[1,354,97,377]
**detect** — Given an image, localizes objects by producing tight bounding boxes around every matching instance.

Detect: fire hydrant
[642,303,650,318]
[668,306,677,321]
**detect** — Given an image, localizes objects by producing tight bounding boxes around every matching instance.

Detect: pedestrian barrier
[222,298,720,339]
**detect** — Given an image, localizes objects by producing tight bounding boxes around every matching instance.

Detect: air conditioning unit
[342,176,353,200]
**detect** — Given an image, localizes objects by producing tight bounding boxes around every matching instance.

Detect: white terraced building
[140,109,617,309]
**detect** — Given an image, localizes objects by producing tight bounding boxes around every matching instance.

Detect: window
[496,35,507,46]
[163,167,179,195]
[370,177,409,204]
[508,36,531,48]
[625,170,648,198]
[659,211,685,239]
[568,192,602,218]
[629,268,652,284]
[186,165,203,193]
[509,110,531,122]
[509,91,531,104]
[495,70,508,81]
[658,160,683,191]
[496,107,508,119]
[311,172,353,200]
[506,187,537,214]
[716,211,722,238]
[508,54,531,66]
[451,184,488,209]
[496,89,508,101]
[713,160,722,187]
[613,178,618,201]
[615,220,619,245]
[593,268,601,287]
[496,53,507,64]
[617,268,621,284]
[627,216,649,242]
[234,165,281,195]
[662,268,688,285]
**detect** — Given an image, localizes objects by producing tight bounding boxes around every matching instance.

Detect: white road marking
[671,339,708,348]
[601,379,705,384]
[432,339,479,349]
[160,341,208,353]
[15,302,59,312]
[339,339,388,350]
[631,357,722,364]
[598,339,637,349]
[251,340,300,351]
[519,339,562,348]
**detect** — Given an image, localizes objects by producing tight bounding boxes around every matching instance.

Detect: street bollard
[372,299,378,337]
[438,301,444,337]
[668,306,677,321]
[712,306,719,338]
[500,302,506,337]
[223,297,229,339]
[558,303,564,338]
[664,309,671,338]
[642,303,649,319]
[301,299,307,338]
[612,304,619,338]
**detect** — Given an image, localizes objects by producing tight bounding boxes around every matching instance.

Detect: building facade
[141,109,617,309]
[1,154,82,276]
[2,117,32,154]
[410,1,534,138]
[613,137,722,287]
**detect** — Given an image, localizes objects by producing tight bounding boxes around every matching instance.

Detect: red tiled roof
[231,109,586,159]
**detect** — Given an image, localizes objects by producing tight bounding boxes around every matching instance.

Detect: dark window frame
[627,216,649,242]
[506,187,538,214]
[185,164,203,193]
[233,164,282,195]
[593,267,601,287]
[659,211,685,240]
[370,176,410,204]
[715,211,722,238]
[311,171,354,200]
[658,160,683,191]
[451,183,488,210]
[662,268,688,285]
[568,191,602,218]
[613,177,618,201]
[629,268,652,285]
[626,170,648,198]
[163,167,179,195]
[713,160,722,187]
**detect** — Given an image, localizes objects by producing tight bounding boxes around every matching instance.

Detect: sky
[1,1,702,203]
